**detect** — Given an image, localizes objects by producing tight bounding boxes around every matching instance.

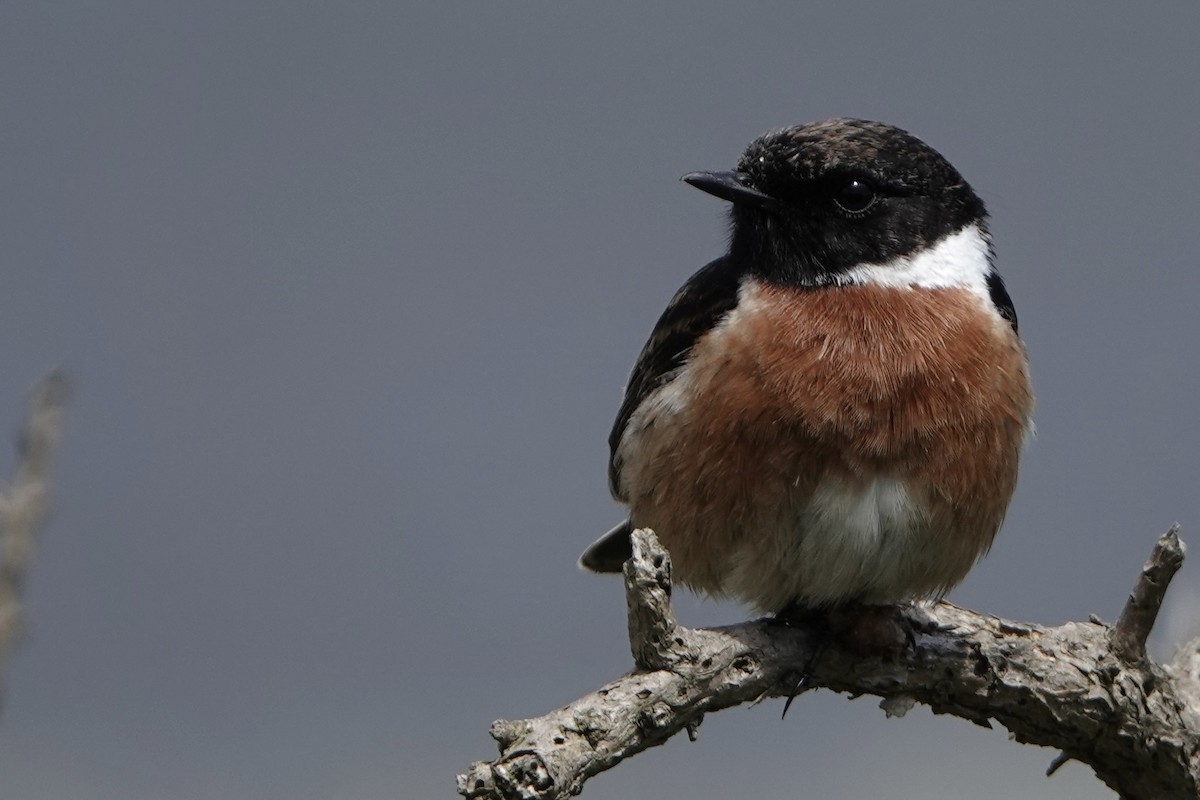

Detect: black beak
[682,171,776,209]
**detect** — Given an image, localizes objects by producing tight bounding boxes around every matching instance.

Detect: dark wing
[607,256,743,499]
[986,271,1018,333]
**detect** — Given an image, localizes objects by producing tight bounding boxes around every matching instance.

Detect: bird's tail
[578,519,633,573]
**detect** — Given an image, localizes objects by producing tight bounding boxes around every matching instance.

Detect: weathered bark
[458,527,1200,799]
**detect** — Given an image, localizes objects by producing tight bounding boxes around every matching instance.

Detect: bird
[579,118,1033,616]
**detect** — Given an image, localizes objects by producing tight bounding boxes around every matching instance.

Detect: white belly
[724,476,934,610]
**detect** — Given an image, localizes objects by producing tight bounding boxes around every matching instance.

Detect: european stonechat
[581,118,1033,614]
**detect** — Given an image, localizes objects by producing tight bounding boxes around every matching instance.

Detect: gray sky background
[1,3,1198,798]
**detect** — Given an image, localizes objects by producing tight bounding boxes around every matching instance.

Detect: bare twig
[624,529,683,670]
[1112,524,1185,663]
[0,371,68,710]
[458,528,1200,800]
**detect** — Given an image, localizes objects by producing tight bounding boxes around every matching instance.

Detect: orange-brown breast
[616,279,1034,611]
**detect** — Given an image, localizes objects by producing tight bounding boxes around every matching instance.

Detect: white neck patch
[836,223,993,303]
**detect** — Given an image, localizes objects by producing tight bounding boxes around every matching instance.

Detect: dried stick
[1113,524,1185,662]
[0,371,68,710]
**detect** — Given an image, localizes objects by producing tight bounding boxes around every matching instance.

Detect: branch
[0,371,68,711]
[1113,523,1185,662]
[458,528,1200,800]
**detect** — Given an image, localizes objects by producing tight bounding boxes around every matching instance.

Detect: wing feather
[607,256,743,499]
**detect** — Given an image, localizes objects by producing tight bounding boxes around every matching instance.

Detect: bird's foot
[771,603,921,718]
[770,604,833,717]
[828,603,914,657]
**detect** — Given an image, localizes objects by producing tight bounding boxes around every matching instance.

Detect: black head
[683,118,989,286]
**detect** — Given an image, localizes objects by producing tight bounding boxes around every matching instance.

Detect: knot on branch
[457,752,553,800]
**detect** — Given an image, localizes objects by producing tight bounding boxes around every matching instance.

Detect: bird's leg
[770,602,923,717]
[770,603,833,717]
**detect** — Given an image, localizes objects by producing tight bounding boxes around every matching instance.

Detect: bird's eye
[833,179,876,214]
